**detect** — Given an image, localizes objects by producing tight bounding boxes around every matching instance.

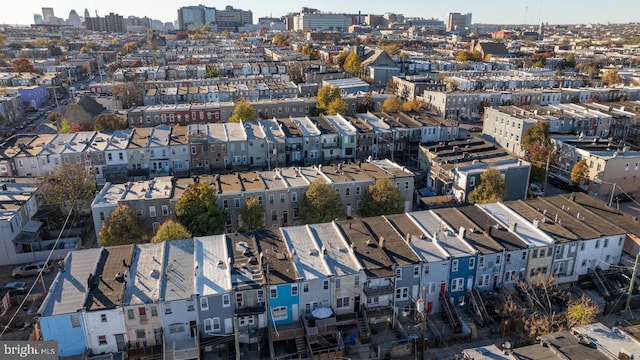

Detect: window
[413,266,420,278]
[335,278,341,290]
[70,314,80,327]
[356,186,361,195]
[187,299,195,311]
[505,254,511,263]
[354,276,360,286]
[495,255,501,265]
[149,206,156,218]
[150,306,158,317]
[269,195,274,204]
[270,288,277,299]
[272,306,288,321]
[257,290,264,303]
[595,240,600,249]
[424,264,430,274]
[337,297,350,308]
[271,210,277,220]
[236,293,243,307]
[619,237,624,246]
[452,260,459,272]
[127,308,135,320]
[169,323,185,334]
[478,256,485,268]
[532,249,538,258]
[323,280,329,290]
[165,303,172,314]
[98,335,107,345]
[136,329,146,339]
[345,187,351,197]
[291,285,298,296]
[303,283,309,292]
[504,270,516,282]
[235,198,240,208]
[101,314,107,322]
[395,287,409,299]
[291,192,297,203]
[469,258,475,269]
[200,297,209,311]
[162,205,169,216]
[604,238,608,248]
[396,268,402,279]
[451,278,464,292]
[280,194,285,203]
[426,282,436,294]
[522,251,527,260]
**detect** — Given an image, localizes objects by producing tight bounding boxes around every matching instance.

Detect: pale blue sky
[5,0,638,26]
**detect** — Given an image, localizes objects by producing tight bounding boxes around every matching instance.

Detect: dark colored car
[2,281,27,296]
[614,193,636,203]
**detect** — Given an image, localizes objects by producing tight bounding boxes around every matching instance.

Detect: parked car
[528,183,544,197]
[1,281,27,295]
[11,261,51,278]
[614,193,636,203]
[469,126,482,132]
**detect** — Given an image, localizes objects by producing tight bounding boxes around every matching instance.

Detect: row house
[43,192,638,357]
[91,177,175,237]
[0,93,24,126]
[92,159,415,237]
[227,232,267,345]
[412,210,477,307]
[482,106,539,157]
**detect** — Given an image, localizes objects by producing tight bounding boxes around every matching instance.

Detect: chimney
[533,219,540,228]
[458,226,466,240]
[569,192,576,201]
[509,222,517,232]
[406,233,411,243]
[485,224,493,236]
[379,236,385,248]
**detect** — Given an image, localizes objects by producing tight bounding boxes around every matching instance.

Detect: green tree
[344,52,363,76]
[229,101,257,122]
[467,169,507,204]
[299,180,344,224]
[382,97,404,113]
[528,141,556,183]
[273,33,287,46]
[533,59,545,68]
[301,44,319,60]
[336,51,348,68]
[570,159,589,185]
[176,182,227,236]
[456,50,482,61]
[521,122,550,152]
[402,98,427,112]
[360,179,404,217]
[60,118,71,133]
[566,295,600,328]
[151,220,192,242]
[94,114,127,131]
[206,65,219,78]
[122,41,138,53]
[316,85,342,112]
[241,197,265,231]
[99,205,147,246]
[327,98,347,115]
[111,82,142,108]
[564,53,576,68]
[37,161,97,212]
[0,34,7,48]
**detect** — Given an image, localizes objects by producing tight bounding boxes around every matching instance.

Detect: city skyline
[5,0,640,27]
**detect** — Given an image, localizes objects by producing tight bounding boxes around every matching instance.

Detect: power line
[0,200,76,338]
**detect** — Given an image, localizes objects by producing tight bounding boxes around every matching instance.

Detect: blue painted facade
[17,85,49,108]
[448,253,478,307]
[39,313,87,357]
[267,282,300,327]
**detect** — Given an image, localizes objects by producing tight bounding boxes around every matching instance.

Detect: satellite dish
[503,341,512,350]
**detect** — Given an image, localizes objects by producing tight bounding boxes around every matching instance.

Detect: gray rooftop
[124,242,165,305]
[161,239,195,302]
[194,235,232,297]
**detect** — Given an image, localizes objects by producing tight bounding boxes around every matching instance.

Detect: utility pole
[608,182,617,208]
[625,253,640,316]
[543,150,551,195]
